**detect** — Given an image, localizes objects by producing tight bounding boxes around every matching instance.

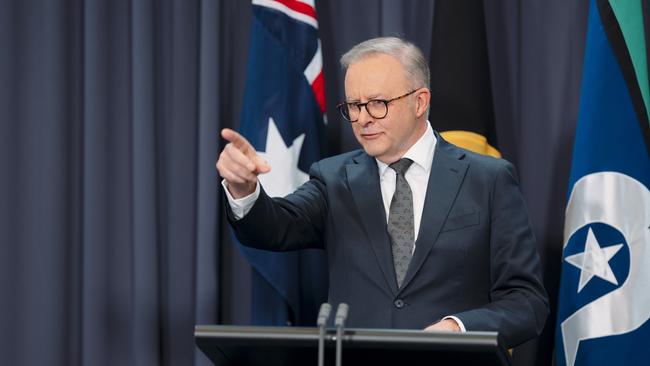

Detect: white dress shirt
[221,121,465,331]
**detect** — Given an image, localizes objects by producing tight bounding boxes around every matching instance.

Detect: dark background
[0,0,589,365]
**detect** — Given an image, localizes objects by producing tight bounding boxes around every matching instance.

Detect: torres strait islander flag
[555,0,650,365]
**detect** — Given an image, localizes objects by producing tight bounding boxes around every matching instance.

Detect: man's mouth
[361,132,381,140]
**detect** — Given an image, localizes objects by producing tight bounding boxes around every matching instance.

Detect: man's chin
[357,138,389,158]
[362,146,387,160]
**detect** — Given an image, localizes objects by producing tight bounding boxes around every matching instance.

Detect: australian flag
[237,0,328,326]
[555,0,650,365]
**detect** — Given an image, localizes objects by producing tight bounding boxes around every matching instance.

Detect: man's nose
[357,105,374,126]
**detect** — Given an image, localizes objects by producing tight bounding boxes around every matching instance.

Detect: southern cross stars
[257,117,308,198]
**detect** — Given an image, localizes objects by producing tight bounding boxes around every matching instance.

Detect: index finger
[221,128,253,152]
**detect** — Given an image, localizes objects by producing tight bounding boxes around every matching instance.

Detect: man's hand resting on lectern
[424,318,462,332]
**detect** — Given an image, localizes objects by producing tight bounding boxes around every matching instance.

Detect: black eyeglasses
[337,89,420,122]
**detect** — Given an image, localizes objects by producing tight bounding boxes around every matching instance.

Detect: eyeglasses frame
[336,88,424,122]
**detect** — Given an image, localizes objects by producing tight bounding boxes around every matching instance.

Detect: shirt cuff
[442,315,467,332]
[221,179,260,219]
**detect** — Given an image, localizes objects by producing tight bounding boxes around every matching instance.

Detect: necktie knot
[389,158,413,176]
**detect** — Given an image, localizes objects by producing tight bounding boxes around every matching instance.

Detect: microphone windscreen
[334,303,349,327]
[317,303,332,326]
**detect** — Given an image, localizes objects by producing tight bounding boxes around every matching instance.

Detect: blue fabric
[236,4,328,326]
[555,1,650,365]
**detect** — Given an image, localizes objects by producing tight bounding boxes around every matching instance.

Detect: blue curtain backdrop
[0,1,588,365]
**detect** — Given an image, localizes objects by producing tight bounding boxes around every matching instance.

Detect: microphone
[334,303,349,366]
[317,303,332,327]
[317,303,332,366]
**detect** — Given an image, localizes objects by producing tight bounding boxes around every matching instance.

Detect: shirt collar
[376,121,437,176]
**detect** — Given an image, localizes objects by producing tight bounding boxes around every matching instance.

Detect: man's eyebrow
[345,93,383,102]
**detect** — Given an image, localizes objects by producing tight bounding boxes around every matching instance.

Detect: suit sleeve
[452,160,549,348]
[224,162,328,251]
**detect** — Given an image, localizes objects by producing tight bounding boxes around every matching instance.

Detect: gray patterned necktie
[387,158,415,288]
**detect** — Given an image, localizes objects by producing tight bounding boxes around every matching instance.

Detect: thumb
[253,155,271,173]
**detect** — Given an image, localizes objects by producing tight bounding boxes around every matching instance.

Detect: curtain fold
[1,0,220,364]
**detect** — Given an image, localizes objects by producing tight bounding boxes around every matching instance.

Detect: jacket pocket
[441,210,480,232]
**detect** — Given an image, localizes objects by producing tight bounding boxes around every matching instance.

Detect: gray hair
[340,37,430,89]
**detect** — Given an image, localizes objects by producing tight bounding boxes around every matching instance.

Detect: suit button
[394,299,405,309]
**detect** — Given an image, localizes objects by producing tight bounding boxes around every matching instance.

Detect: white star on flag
[565,227,624,293]
[257,117,308,198]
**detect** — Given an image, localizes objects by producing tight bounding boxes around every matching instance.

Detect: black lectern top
[195,325,512,366]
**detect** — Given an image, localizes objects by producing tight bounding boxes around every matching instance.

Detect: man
[217,37,548,348]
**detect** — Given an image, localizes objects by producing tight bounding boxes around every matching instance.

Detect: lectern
[195,325,512,366]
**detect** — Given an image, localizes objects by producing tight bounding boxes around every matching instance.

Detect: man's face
[344,54,427,164]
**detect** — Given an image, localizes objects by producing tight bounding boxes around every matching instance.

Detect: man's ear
[415,88,430,118]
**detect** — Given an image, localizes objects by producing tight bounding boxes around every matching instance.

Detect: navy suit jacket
[226,132,549,348]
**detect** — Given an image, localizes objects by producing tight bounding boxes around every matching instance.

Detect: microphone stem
[318,325,325,366]
[336,325,343,366]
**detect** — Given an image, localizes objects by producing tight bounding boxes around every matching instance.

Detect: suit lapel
[400,137,469,291]
[346,154,399,295]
